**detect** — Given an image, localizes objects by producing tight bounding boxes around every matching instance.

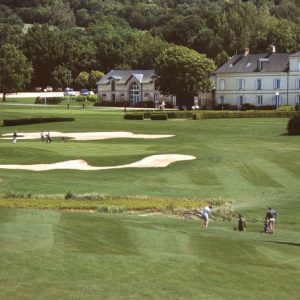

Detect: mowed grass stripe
[0,209,300,300]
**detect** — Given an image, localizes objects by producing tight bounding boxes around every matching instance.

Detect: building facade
[96,70,175,106]
[214,48,300,108]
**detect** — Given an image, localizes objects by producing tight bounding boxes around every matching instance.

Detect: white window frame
[220,95,226,104]
[256,78,263,90]
[274,78,282,90]
[256,95,263,106]
[237,79,245,91]
[296,79,300,89]
[298,60,300,71]
[130,82,140,104]
[219,79,225,91]
[296,95,300,106]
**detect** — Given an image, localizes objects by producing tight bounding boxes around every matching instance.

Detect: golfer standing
[199,205,212,228]
[265,207,278,234]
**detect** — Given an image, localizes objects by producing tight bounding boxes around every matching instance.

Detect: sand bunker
[1,131,174,141]
[0,154,196,171]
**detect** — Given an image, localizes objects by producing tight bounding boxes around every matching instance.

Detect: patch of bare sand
[1,131,174,140]
[0,154,196,171]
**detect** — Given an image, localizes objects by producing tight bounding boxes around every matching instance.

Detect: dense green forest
[1,0,300,89]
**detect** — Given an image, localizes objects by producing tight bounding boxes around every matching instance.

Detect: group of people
[40,131,52,143]
[197,205,278,233]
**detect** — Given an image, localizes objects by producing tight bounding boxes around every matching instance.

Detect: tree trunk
[2,92,6,102]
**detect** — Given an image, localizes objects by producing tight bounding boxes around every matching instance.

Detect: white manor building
[213,47,300,108]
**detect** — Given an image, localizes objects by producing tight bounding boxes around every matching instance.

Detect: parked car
[63,88,76,96]
[80,89,90,96]
[45,86,53,92]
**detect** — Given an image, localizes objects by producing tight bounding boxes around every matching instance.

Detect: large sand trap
[0,154,196,171]
[1,131,174,140]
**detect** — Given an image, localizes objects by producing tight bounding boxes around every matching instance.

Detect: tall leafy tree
[89,70,104,89]
[23,24,65,87]
[0,44,32,101]
[51,65,72,88]
[155,45,215,107]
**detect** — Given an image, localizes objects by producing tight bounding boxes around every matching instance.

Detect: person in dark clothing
[238,214,246,231]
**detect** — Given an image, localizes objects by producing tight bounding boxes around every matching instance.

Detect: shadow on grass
[265,241,300,247]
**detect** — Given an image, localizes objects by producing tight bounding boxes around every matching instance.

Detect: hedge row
[143,111,193,119]
[123,113,144,120]
[150,114,168,120]
[35,97,63,104]
[3,117,75,126]
[193,111,297,119]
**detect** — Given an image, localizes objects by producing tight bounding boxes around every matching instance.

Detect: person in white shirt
[198,205,212,228]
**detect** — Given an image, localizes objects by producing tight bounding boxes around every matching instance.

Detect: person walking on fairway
[198,205,212,228]
[12,131,17,144]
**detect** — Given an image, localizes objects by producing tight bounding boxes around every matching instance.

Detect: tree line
[0,0,300,95]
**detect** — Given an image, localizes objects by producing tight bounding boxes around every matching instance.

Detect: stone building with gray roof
[96,70,175,107]
[213,47,300,108]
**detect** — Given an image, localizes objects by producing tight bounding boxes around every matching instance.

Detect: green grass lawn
[0,108,299,299]
[0,208,299,300]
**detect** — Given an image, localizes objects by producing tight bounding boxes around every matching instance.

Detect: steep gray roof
[215,53,290,73]
[97,70,155,85]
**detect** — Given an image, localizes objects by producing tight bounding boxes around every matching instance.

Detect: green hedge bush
[287,113,300,135]
[3,117,75,126]
[193,111,297,120]
[35,96,63,104]
[143,111,193,119]
[150,113,168,120]
[123,113,144,120]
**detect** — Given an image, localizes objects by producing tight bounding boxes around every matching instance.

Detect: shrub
[277,105,295,112]
[75,95,87,103]
[256,105,276,110]
[287,113,300,135]
[124,113,144,120]
[4,191,32,199]
[240,103,256,111]
[3,117,75,126]
[143,111,193,119]
[65,190,76,200]
[135,101,155,108]
[97,205,128,213]
[87,95,97,102]
[35,96,63,104]
[150,113,168,120]
[193,111,297,120]
[214,104,237,110]
[94,100,130,107]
